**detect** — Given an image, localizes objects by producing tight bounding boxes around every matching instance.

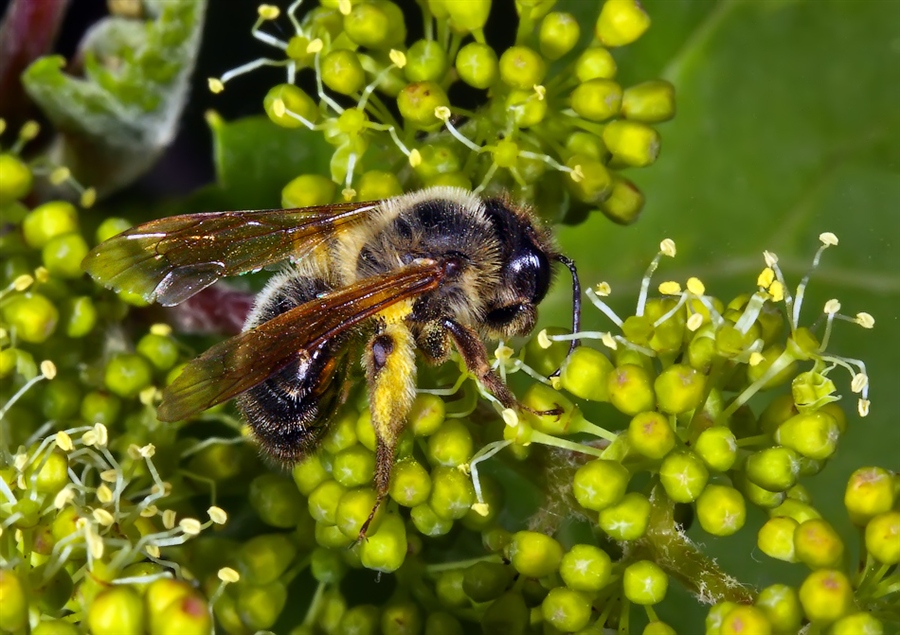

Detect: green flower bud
[41,232,89,279]
[798,569,853,624]
[104,352,153,398]
[747,344,797,389]
[755,584,802,634]
[337,604,379,635]
[599,175,644,224]
[831,612,885,635]
[559,544,613,592]
[445,0,491,32]
[463,561,513,602]
[505,90,548,128]
[310,547,348,585]
[238,581,287,630]
[424,171,472,190]
[332,445,376,488]
[94,217,130,244]
[381,599,422,635]
[572,459,630,511]
[32,621,78,635]
[643,622,676,635]
[521,382,583,435]
[759,394,797,435]
[145,579,194,635]
[315,520,354,549]
[321,50,367,95]
[282,174,336,209]
[560,345,613,401]
[238,533,297,585]
[0,570,27,633]
[292,455,328,496]
[654,364,705,414]
[746,446,800,492]
[539,12,580,60]
[357,170,403,201]
[136,332,179,373]
[499,46,546,90]
[264,84,319,128]
[622,80,676,123]
[88,586,145,635]
[250,473,306,528]
[623,560,668,605]
[41,378,81,420]
[845,466,895,525]
[628,411,675,459]
[720,606,772,635]
[336,487,384,538]
[429,465,475,519]
[659,451,709,503]
[2,292,59,343]
[409,393,446,436]
[566,154,613,204]
[308,479,347,525]
[794,518,844,569]
[571,79,622,121]
[322,407,358,453]
[61,295,96,338]
[389,458,432,507]
[695,427,737,472]
[23,201,78,248]
[608,363,656,415]
[411,503,453,536]
[865,510,900,564]
[436,570,468,608]
[770,498,821,525]
[406,39,448,82]
[696,485,746,536]
[360,512,407,572]
[397,81,450,130]
[603,119,661,167]
[425,612,464,635]
[774,411,840,460]
[507,530,563,578]
[343,1,391,48]
[541,587,592,631]
[427,419,474,466]
[481,592,528,635]
[739,474,785,509]
[596,0,651,47]
[598,491,651,540]
[524,326,570,376]
[25,447,68,495]
[455,42,498,89]
[0,154,33,204]
[575,46,617,82]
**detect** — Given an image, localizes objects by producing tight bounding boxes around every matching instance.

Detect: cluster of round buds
[209,0,672,223]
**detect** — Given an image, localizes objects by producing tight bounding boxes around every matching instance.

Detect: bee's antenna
[550,255,581,378]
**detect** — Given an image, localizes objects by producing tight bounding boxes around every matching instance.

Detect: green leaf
[540,2,899,630]
[21,0,206,197]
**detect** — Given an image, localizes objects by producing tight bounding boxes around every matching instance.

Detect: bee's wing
[156,260,444,422]
[82,201,379,306]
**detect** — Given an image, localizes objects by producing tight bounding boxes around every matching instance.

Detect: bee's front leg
[359,321,417,539]
[442,318,562,418]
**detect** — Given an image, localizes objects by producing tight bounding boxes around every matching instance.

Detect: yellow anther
[855,312,875,329]
[408,148,422,167]
[139,386,157,406]
[434,106,452,121]
[659,239,677,258]
[258,4,280,19]
[533,84,546,100]
[342,188,357,201]
[20,121,40,141]
[306,38,324,54]
[218,567,240,583]
[127,444,142,460]
[12,274,33,291]
[594,281,611,296]
[601,332,618,350]
[93,423,108,447]
[139,443,156,458]
[140,505,158,518]
[150,323,172,337]
[658,281,681,295]
[179,518,203,535]
[80,187,97,208]
[93,508,115,526]
[748,352,765,367]
[208,78,225,94]
[686,312,704,332]
[0,119,6,135]
[151,481,172,497]
[457,463,470,475]
[13,453,28,472]
[763,250,778,267]
[501,408,519,427]
[549,376,562,390]
[389,49,407,68]
[54,486,75,509]
[823,299,841,315]
[569,164,584,183]
[851,373,868,394]
[757,267,775,288]
[208,506,228,524]
[88,531,105,559]
[272,98,286,118]
[162,509,177,529]
[686,277,705,296]
[858,399,870,417]
[100,469,118,483]
[39,360,57,379]
[819,232,839,247]
[768,280,785,303]
[536,329,552,349]
[55,431,74,452]
[97,484,113,504]
[146,544,160,558]
[34,266,49,282]
[471,502,490,517]
[50,166,71,185]
[494,344,514,360]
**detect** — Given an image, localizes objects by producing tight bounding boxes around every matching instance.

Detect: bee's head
[481,199,556,338]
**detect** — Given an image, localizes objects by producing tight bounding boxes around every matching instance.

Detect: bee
[83,187,581,532]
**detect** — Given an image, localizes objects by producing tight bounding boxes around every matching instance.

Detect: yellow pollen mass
[658,281,681,295]
[537,329,552,349]
[686,313,704,332]
[748,352,765,367]
[208,78,224,94]
[595,281,611,296]
[757,267,775,288]
[660,238,676,257]
[855,312,875,328]
[257,4,280,19]
[768,280,785,302]
[819,232,839,246]
[408,149,422,167]
[389,49,407,68]
[686,277,705,295]
[823,299,841,315]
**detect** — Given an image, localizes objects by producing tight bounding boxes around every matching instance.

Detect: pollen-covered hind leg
[359,321,417,538]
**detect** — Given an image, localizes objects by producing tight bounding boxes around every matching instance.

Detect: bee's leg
[359,321,417,539]
[442,319,563,418]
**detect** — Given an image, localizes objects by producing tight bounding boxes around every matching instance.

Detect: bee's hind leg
[359,321,417,539]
